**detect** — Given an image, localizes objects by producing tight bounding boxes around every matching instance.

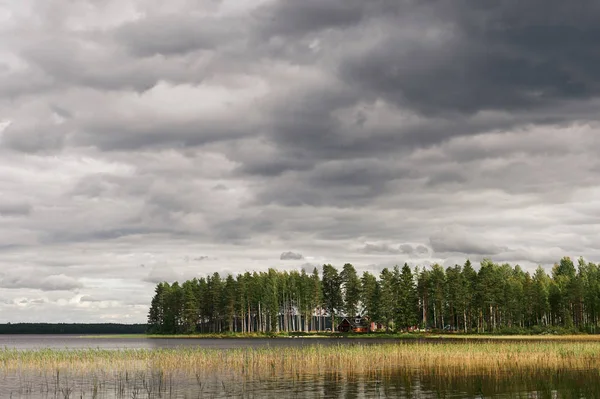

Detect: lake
[4,368,597,398]
[1,335,598,398]
[0,334,412,350]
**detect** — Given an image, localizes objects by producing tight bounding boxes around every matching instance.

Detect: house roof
[339,316,371,328]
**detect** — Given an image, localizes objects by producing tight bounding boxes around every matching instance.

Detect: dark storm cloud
[341,0,600,116]
[240,0,600,184]
[256,0,369,38]
[234,0,600,211]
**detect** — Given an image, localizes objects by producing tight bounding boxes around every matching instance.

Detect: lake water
[1,335,598,398]
[0,334,410,350]
[0,334,588,350]
[4,366,597,398]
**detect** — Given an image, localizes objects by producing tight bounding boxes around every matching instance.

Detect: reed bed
[2,341,600,378]
[435,334,600,341]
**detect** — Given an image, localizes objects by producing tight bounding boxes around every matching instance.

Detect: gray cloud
[0,0,599,322]
[256,0,369,39]
[341,1,600,116]
[1,123,66,153]
[116,15,241,56]
[415,245,430,255]
[360,243,430,256]
[0,273,82,291]
[299,262,321,273]
[80,295,100,303]
[360,243,401,255]
[430,227,509,256]
[280,251,304,260]
[0,201,32,216]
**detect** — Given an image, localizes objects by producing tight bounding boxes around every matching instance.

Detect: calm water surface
[0,334,408,350]
[3,367,598,398]
[1,335,586,350]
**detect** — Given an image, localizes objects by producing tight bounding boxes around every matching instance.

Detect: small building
[338,315,378,333]
[370,319,384,332]
[338,318,353,333]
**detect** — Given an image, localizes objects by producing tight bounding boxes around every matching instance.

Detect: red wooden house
[337,315,382,333]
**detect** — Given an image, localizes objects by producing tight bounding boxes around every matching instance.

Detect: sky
[1,0,600,323]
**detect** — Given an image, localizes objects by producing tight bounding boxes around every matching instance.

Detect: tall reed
[2,341,600,377]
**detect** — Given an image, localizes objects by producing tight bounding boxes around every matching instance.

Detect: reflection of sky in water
[4,367,598,398]
[0,335,420,350]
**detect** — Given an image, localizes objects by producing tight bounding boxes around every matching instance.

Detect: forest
[0,323,147,334]
[147,257,600,334]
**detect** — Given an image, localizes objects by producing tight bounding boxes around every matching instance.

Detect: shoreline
[80,332,600,341]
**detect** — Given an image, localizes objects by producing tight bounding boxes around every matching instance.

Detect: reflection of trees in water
[375,368,599,398]
[7,367,600,398]
[304,368,600,398]
[323,371,343,397]
[250,367,600,398]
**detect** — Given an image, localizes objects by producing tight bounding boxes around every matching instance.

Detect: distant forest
[148,257,600,334]
[0,323,147,334]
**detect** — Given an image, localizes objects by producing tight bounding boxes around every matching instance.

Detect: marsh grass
[4,342,600,397]
[3,341,600,376]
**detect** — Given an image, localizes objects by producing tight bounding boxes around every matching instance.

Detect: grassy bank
[4,341,600,376]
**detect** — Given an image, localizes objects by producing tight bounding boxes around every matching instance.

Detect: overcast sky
[1,0,599,323]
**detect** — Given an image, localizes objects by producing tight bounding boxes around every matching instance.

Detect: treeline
[148,257,600,334]
[0,323,147,334]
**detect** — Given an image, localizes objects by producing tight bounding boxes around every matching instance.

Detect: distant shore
[0,323,146,335]
[83,332,600,340]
